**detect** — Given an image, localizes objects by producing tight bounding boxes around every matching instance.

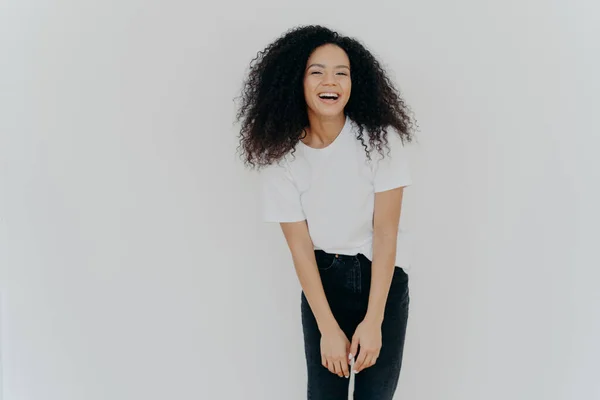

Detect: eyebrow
[307,63,350,70]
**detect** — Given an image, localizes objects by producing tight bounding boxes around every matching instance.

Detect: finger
[321,355,327,369]
[340,356,350,378]
[333,360,344,378]
[353,349,368,373]
[329,359,338,375]
[371,352,380,366]
[356,353,371,373]
[350,336,359,360]
[365,355,377,369]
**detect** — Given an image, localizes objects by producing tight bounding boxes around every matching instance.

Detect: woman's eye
[309,71,349,76]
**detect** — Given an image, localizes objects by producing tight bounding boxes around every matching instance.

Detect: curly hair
[236,25,416,168]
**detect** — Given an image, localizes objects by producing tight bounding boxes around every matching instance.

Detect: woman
[236,25,415,399]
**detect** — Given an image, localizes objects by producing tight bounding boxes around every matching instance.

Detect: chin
[312,105,346,118]
[319,110,343,118]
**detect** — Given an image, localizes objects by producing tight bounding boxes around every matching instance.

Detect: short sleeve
[373,132,412,193]
[259,160,306,223]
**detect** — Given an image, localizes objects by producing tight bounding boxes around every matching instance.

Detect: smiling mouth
[318,92,340,100]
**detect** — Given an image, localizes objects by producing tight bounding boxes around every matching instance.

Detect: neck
[304,112,346,147]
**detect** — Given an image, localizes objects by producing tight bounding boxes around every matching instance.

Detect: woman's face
[303,44,351,119]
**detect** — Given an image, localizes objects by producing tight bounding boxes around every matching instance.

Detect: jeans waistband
[314,249,363,261]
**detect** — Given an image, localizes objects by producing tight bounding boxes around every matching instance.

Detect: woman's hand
[320,325,351,378]
[349,318,382,373]
[279,221,351,378]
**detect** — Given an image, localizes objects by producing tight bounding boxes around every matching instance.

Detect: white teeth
[319,93,339,99]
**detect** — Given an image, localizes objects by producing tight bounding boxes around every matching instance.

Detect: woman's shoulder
[350,123,407,152]
[259,149,303,176]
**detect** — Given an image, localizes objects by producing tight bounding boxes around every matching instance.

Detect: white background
[1,1,599,399]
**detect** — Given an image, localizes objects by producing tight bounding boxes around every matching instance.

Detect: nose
[322,70,337,85]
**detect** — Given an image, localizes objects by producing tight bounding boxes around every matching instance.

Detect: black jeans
[301,250,410,400]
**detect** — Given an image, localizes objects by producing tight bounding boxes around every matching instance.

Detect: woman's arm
[367,186,405,322]
[280,221,351,378]
[351,186,405,373]
[280,221,336,330]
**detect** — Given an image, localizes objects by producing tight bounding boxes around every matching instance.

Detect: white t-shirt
[259,116,413,270]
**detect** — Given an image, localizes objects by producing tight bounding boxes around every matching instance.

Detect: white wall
[1,1,598,399]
